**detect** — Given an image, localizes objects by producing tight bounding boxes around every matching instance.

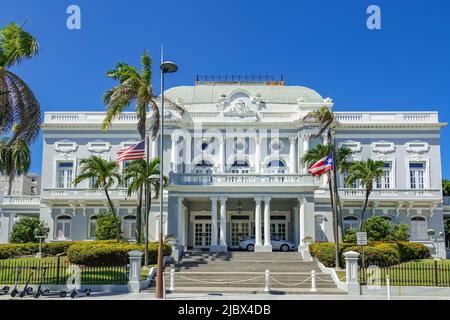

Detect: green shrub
[396,241,431,261]
[95,213,119,240]
[0,242,72,259]
[362,216,393,241]
[343,229,357,243]
[9,217,49,243]
[344,243,401,266]
[392,224,409,241]
[67,241,172,266]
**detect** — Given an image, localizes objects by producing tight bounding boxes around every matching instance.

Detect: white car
[239,236,296,252]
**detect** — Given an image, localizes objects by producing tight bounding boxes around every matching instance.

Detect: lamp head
[161,61,178,73]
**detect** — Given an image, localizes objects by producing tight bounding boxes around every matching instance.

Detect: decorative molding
[338,140,362,153]
[371,141,395,154]
[87,141,111,154]
[405,140,430,154]
[54,141,78,154]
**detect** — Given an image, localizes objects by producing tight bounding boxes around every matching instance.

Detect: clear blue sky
[2,0,450,178]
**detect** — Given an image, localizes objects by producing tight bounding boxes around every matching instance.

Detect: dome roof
[164,84,324,104]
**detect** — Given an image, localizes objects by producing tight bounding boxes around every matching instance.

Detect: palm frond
[0,23,39,68]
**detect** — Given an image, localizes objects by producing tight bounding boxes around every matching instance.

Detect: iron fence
[359,260,450,287]
[0,260,129,285]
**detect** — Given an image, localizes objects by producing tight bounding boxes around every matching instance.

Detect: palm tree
[0,137,30,195]
[102,50,183,242]
[345,159,385,230]
[73,156,122,241]
[123,158,167,265]
[0,22,41,143]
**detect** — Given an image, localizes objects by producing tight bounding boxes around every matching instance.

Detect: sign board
[356,232,368,246]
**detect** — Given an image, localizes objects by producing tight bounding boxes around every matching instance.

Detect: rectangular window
[409,162,425,189]
[376,162,392,189]
[56,162,74,188]
[123,161,132,188]
[342,171,359,188]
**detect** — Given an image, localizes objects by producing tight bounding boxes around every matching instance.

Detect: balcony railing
[42,189,137,199]
[169,173,315,186]
[339,188,442,200]
[334,112,438,124]
[0,196,41,206]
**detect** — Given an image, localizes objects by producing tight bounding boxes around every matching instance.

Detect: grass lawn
[360,259,450,286]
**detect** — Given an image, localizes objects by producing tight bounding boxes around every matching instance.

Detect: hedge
[0,242,73,259]
[309,241,431,267]
[67,242,172,266]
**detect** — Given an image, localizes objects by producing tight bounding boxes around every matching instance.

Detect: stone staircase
[145,251,345,294]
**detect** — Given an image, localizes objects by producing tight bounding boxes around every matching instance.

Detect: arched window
[343,216,359,233]
[411,216,427,240]
[89,215,98,239]
[121,215,137,240]
[195,160,213,174]
[56,215,71,240]
[381,215,393,223]
[315,215,327,242]
[266,159,287,174]
[230,160,249,174]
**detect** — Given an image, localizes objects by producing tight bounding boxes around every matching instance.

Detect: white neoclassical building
[0,78,447,257]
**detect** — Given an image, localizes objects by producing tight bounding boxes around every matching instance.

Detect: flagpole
[144,133,150,266]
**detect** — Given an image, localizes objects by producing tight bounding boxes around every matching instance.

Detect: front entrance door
[194,223,212,248]
[231,222,250,248]
[270,222,287,240]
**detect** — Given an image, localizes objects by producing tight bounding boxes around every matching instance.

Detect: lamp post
[428,228,445,259]
[155,53,178,300]
[34,226,49,259]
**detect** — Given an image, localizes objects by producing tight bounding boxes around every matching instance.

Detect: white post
[263,197,272,251]
[219,197,228,252]
[255,197,263,250]
[127,250,143,293]
[386,274,391,300]
[264,270,270,293]
[343,251,361,295]
[298,197,305,250]
[184,135,192,173]
[209,197,218,251]
[169,268,175,291]
[171,133,179,173]
[289,137,297,174]
[255,136,261,174]
[310,270,317,292]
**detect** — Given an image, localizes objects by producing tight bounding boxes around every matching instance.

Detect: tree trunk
[329,129,342,267]
[360,190,371,230]
[105,188,120,241]
[328,175,340,268]
[144,184,151,266]
[7,170,14,196]
[135,186,143,243]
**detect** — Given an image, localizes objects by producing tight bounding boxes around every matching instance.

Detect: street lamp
[427,228,445,259]
[155,56,178,300]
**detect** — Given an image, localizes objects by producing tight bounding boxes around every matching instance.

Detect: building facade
[0,80,447,257]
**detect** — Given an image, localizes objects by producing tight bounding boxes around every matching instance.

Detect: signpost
[356,232,367,267]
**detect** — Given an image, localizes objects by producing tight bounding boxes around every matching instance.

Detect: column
[177,196,184,248]
[184,135,192,173]
[263,197,272,251]
[209,196,218,251]
[301,133,310,173]
[151,134,159,159]
[289,137,297,174]
[255,136,261,174]
[218,197,228,252]
[219,136,225,173]
[171,133,179,173]
[254,197,263,250]
[344,251,361,295]
[127,250,143,293]
[298,197,306,250]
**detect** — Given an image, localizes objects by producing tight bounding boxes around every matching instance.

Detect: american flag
[307,154,334,177]
[117,140,146,162]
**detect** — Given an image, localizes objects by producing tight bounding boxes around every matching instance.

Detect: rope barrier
[269,275,313,287]
[175,274,264,285]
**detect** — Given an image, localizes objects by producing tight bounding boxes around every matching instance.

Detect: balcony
[0,196,41,207]
[169,173,318,192]
[41,188,137,201]
[339,188,442,202]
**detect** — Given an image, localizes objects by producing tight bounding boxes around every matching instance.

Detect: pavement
[1,291,450,300]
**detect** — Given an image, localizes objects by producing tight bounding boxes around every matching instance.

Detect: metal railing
[0,260,129,285]
[196,74,284,83]
[359,261,450,287]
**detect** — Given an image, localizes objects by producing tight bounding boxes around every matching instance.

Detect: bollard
[386,274,391,300]
[310,270,317,292]
[127,250,143,293]
[264,270,270,293]
[169,268,175,291]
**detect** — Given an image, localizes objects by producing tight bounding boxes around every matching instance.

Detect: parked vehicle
[239,236,296,252]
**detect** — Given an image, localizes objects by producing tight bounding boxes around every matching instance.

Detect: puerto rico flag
[307,154,334,177]
[117,140,146,162]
